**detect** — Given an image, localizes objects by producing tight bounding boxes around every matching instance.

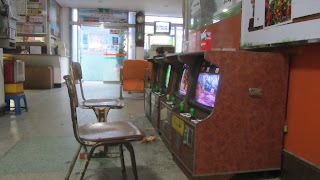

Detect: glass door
[78,25,128,82]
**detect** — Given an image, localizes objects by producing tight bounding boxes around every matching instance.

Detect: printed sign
[82,17,99,22]
[172,115,185,136]
[27,1,42,9]
[110,29,121,34]
[27,15,43,24]
[112,37,119,45]
[78,9,128,23]
[201,32,212,50]
[151,94,156,105]
[241,0,320,48]
[160,108,168,120]
[27,9,42,16]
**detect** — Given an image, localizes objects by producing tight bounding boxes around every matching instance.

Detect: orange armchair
[121,59,151,92]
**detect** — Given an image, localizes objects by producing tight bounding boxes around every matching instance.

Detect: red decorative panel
[188,14,242,52]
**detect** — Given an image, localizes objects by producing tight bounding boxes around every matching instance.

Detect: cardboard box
[24,66,54,89]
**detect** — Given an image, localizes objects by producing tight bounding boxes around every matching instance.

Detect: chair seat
[79,121,145,142]
[80,99,124,109]
[123,79,145,91]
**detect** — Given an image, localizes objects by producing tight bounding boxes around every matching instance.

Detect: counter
[10,54,70,87]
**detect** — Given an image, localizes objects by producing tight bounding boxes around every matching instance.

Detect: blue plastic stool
[5,93,28,115]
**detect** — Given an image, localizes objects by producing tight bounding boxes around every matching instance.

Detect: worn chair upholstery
[64,75,145,180]
[122,59,151,92]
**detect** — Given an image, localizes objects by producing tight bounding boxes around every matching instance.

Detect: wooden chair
[71,62,124,122]
[64,75,145,180]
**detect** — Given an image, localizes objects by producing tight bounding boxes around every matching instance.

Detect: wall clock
[135,11,145,47]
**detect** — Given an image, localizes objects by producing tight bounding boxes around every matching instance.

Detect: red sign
[110,29,121,34]
[201,32,212,50]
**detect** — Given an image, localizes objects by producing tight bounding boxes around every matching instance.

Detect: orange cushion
[123,79,145,91]
[123,60,149,80]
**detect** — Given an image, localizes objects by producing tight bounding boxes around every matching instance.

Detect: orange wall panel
[285,43,320,166]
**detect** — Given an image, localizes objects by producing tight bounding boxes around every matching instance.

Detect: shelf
[16,42,46,46]
[17,33,47,37]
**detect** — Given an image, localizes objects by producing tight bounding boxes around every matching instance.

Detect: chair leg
[83,145,89,157]
[120,144,127,179]
[15,98,21,115]
[5,97,10,111]
[123,143,138,180]
[79,144,97,180]
[65,144,82,180]
[23,95,28,112]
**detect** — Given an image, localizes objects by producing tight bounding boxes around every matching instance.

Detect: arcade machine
[144,57,154,121]
[159,54,195,149]
[145,55,165,127]
[169,50,289,179]
[149,55,168,132]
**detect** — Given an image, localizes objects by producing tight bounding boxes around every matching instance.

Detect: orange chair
[121,59,151,92]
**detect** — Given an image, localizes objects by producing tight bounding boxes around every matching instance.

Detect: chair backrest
[123,59,150,80]
[72,62,83,81]
[71,62,86,101]
[64,75,85,145]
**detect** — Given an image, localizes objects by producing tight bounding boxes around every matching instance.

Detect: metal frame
[71,62,119,121]
[64,75,139,180]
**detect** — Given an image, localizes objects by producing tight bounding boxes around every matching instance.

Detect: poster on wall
[241,0,320,48]
[16,0,26,14]
[49,0,61,36]
[78,9,128,23]
[26,8,43,24]
[112,37,119,45]
[27,0,42,9]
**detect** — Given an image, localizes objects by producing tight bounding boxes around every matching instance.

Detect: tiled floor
[0,83,187,180]
[0,83,280,180]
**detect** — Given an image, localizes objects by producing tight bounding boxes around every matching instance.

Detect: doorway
[79,25,128,82]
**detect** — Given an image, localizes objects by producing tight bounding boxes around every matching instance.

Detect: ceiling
[55,0,183,17]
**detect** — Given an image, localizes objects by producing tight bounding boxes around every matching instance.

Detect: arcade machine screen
[179,64,190,95]
[165,65,171,88]
[195,63,220,108]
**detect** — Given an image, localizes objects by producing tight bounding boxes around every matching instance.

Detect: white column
[0,48,5,107]
[135,47,144,59]
[61,8,70,55]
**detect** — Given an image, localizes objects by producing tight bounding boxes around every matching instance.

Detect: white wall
[135,47,144,59]
[61,8,70,56]
[0,48,5,107]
